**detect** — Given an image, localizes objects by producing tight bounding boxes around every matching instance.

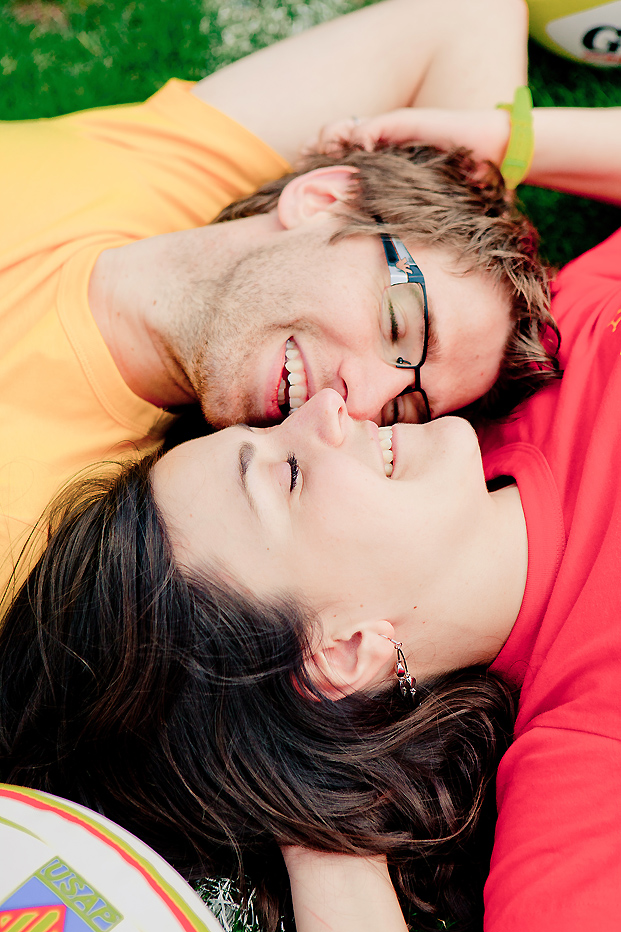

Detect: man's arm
[316,105,621,205]
[191,0,528,164]
[526,107,621,204]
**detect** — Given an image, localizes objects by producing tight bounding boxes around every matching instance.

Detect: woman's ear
[307,616,396,700]
[277,166,358,230]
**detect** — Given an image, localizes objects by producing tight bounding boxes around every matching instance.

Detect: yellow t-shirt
[0,78,289,595]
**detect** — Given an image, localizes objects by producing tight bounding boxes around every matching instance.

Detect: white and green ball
[528,0,621,65]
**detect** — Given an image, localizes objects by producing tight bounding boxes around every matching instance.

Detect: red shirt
[479,228,621,929]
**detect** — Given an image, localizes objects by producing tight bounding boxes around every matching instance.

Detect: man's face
[194,224,512,428]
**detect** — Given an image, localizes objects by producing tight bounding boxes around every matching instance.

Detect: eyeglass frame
[376,222,432,424]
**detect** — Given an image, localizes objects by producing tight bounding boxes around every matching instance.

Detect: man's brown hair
[216,144,560,421]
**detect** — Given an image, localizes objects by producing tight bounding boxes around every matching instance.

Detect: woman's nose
[283,388,348,446]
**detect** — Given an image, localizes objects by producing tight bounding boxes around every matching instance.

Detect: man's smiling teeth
[378,426,393,477]
[278,339,309,412]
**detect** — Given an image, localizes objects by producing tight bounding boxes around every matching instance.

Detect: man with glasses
[190,153,554,431]
[1,0,538,589]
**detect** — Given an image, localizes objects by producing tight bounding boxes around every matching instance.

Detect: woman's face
[152,390,502,681]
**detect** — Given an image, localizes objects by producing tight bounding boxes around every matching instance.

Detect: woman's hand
[282,846,409,932]
[309,107,511,166]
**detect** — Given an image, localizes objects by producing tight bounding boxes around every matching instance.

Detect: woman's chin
[391,415,481,484]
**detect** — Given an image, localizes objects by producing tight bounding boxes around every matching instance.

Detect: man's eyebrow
[238,440,258,515]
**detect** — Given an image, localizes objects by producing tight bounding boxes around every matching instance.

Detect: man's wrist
[496,86,534,190]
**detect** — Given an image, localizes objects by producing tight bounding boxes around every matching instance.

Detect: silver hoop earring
[380,636,418,701]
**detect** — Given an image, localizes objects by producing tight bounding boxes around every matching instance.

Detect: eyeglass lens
[381,282,427,368]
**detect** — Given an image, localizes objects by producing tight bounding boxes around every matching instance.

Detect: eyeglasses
[378,228,431,424]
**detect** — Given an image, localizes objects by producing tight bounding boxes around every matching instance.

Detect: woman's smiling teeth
[378,426,393,477]
[278,338,309,414]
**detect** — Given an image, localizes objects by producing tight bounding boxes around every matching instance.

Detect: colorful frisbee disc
[0,783,224,932]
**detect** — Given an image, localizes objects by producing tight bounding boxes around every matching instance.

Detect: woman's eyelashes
[287,452,300,492]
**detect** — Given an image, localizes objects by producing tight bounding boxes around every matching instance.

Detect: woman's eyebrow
[238,441,258,515]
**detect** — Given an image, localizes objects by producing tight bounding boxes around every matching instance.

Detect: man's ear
[277,166,358,230]
[307,616,396,700]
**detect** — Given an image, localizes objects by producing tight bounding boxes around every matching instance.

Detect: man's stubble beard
[169,241,307,428]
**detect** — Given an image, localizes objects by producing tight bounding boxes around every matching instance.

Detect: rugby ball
[0,783,224,932]
[528,0,621,65]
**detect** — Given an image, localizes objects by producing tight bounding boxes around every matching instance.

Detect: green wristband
[496,86,534,190]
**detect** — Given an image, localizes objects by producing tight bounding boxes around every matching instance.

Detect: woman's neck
[398,482,528,680]
[482,482,528,657]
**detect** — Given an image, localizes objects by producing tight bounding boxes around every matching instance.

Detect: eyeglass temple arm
[378,232,425,287]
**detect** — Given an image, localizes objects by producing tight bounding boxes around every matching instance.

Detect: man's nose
[283,388,347,445]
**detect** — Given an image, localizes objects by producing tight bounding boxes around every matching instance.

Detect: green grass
[1,1,620,927]
[195,877,265,932]
[0,0,360,118]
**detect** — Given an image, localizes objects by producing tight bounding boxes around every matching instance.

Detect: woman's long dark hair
[0,457,516,931]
